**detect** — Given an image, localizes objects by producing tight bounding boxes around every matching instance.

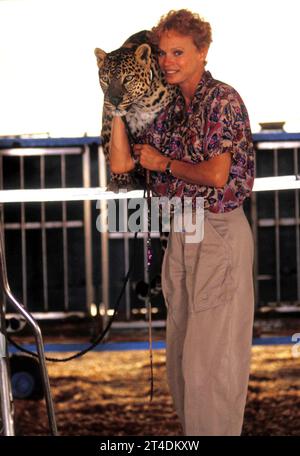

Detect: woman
[110,9,255,436]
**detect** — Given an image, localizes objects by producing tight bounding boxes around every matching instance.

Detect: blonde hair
[150,9,212,51]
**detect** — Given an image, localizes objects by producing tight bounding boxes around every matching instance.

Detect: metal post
[251,147,259,308]
[273,149,281,304]
[61,154,69,311]
[40,155,48,311]
[0,158,6,310]
[0,221,58,435]
[122,203,131,321]
[0,282,15,435]
[294,147,300,301]
[20,156,28,308]
[82,145,94,312]
[98,146,109,326]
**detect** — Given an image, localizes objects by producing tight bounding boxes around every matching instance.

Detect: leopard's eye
[100,75,109,83]
[124,75,134,83]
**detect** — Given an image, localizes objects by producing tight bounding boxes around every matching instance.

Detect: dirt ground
[12,342,300,436]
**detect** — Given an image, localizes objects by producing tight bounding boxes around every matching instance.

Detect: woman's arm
[110,116,135,174]
[133,143,232,188]
[170,153,232,187]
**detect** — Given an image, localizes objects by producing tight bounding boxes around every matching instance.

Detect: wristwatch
[165,160,173,176]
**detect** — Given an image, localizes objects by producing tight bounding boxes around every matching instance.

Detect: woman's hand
[133,144,232,187]
[133,144,169,172]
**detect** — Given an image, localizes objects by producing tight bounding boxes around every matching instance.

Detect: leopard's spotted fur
[95,31,174,295]
[95,30,176,191]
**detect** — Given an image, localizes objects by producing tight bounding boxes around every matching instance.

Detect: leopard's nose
[109,94,123,107]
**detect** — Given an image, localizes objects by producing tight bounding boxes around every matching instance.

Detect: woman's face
[158,29,207,92]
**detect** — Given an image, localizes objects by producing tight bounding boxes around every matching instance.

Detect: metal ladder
[0,223,57,436]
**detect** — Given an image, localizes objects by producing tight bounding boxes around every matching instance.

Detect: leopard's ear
[94,48,107,68]
[135,44,151,68]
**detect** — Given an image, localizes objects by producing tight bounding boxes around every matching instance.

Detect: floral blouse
[138,70,255,213]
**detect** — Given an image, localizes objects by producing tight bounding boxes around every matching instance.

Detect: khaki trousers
[161,206,254,436]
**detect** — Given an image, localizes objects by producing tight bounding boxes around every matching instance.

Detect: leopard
[94,30,177,192]
[94,31,176,300]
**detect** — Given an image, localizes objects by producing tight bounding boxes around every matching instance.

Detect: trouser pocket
[193,218,231,312]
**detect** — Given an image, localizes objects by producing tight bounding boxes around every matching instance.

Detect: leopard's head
[95,44,152,116]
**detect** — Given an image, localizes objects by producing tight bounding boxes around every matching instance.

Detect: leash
[7,229,140,362]
[7,116,156,399]
[123,116,154,401]
[145,169,154,401]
